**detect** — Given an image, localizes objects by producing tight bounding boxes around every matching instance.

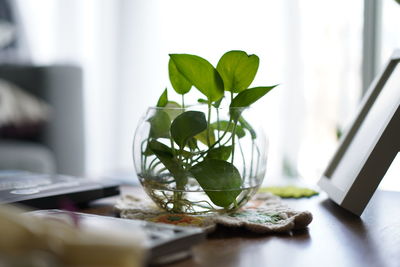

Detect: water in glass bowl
[139,175,260,214]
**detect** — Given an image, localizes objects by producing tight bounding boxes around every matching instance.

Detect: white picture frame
[318,50,400,216]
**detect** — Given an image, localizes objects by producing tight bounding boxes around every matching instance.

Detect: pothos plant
[139,50,277,213]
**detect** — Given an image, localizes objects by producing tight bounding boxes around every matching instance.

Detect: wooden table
[84,188,400,267]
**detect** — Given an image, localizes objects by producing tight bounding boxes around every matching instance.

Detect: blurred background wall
[1,0,399,189]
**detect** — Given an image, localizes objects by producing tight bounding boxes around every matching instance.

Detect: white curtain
[16,0,122,177]
[16,0,364,184]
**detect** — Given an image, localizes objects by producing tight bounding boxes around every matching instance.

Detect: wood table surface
[84,187,400,267]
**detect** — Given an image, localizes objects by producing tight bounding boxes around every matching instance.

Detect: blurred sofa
[0,65,85,176]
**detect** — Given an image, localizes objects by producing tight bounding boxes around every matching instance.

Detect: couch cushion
[0,78,50,140]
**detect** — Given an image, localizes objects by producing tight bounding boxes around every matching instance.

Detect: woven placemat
[115,192,313,234]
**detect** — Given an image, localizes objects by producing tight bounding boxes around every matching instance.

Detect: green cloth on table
[259,186,318,198]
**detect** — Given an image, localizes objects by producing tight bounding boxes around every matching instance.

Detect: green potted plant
[133,50,277,214]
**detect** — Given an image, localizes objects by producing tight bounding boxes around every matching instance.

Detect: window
[16,0,366,185]
[377,0,400,191]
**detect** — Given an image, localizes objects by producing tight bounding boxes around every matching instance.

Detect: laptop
[0,170,120,209]
[28,209,206,265]
[1,171,206,264]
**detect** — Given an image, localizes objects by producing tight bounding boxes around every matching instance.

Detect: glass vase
[133,105,268,214]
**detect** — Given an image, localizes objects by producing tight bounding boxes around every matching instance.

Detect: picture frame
[318,50,400,216]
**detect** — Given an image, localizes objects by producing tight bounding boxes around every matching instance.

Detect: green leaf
[213,97,223,108]
[148,140,188,186]
[206,146,232,161]
[168,59,192,95]
[210,120,245,138]
[156,88,168,107]
[230,85,277,120]
[231,85,277,108]
[148,139,173,157]
[197,98,208,104]
[238,116,256,139]
[181,148,197,158]
[164,101,182,121]
[169,54,224,102]
[190,159,242,207]
[148,110,171,139]
[171,111,207,148]
[166,101,181,107]
[195,129,215,146]
[217,50,259,93]
[143,145,154,156]
[187,137,198,150]
[198,98,223,108]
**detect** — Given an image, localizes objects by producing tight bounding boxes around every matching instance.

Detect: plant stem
[174,155,184,212]
[249,141,255,178]
[233,198,238,209]
[173,191,183,212]
[148,157,160,172]
[170,136,176,157]
[206,103,212,147]
[191,119,233,164]
[216,108,220,139]
[255,144,261,177]
[231,122,237,164]
[168,137,185,213]
[141,140,147,171]
[155,167,167,176]
[181,94,185,108]
[178,148,183,163]
[230,91,236,164]
[238,138,246,178]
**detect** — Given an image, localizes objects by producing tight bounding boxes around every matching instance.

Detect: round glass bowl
[133,105,268,214]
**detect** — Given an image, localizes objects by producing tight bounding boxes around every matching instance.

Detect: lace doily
[115,192,313,234]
